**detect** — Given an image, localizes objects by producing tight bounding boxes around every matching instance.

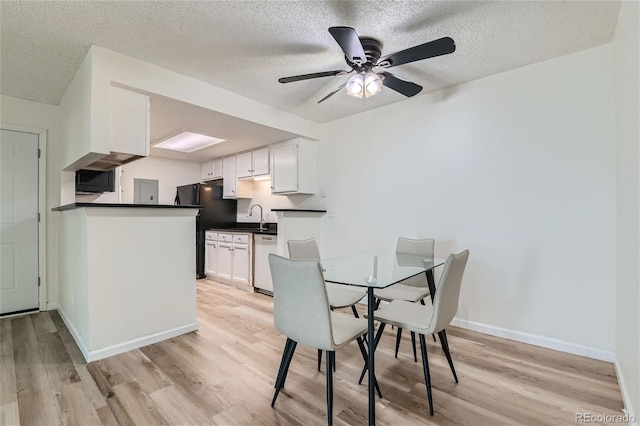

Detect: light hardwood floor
[1,280,624,425]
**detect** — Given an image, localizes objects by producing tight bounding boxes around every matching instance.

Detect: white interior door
[1,129,39,315]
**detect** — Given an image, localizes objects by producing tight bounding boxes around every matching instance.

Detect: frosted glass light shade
[154,131,225,153]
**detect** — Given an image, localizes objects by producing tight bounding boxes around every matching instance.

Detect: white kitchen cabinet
[236,152,253,179]
[270,138,315,194]
[205,232,219,277]
[222,155,252,199]
[214,232,252,288]
[231,243,251,286]
[236,147,270,179]
[202,158,223,181]
[110,86,149,157]
[254,235,277,292]
[217,241,233,281]
[252,147,270,176]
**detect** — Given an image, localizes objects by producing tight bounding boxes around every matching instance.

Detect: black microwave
[75,169,115,194]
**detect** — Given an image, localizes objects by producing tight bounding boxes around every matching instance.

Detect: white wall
[235,178,324,223]
[75,156,202,205]
[320,45,617,355]
[613,0,640,419]
[1,95,60,308]
[57,208,198,361]
[120,156,201,204]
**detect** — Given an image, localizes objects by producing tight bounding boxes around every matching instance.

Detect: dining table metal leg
[426,270,436,303]
[367,287,375,425]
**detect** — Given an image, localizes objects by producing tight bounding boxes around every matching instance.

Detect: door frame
[1,122,48,312]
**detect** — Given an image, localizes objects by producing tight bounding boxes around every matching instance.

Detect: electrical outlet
[329,210,336,218]
[320,188,326,198]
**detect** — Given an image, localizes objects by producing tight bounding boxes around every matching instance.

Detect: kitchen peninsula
[52,202,201,362]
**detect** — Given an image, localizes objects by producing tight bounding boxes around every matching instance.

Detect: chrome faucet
[248,204,266,231]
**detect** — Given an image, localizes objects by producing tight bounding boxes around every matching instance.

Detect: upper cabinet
[236,152,253,179]
[110,86,150,157]
[202,158,223,181]
[236,147,270,179]
[271,138,315,195]
[252,147,270,176]
[222,156,252,199]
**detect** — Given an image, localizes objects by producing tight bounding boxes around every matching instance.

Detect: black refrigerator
[176,180,237,279]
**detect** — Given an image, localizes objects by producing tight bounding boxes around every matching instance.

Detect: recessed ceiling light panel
[154,131,225,153]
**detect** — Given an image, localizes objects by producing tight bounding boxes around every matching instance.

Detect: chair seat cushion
[374,300,434,335]
[326,283,366,308]
[374,284,430,303]
[331,312,368,348]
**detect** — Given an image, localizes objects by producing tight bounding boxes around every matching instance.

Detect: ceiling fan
[278,26,456,103]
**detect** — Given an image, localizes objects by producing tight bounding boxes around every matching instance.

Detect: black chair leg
[351,305,360,318]
[410,331,417,362]
[272,338,297,407]
[438,330,458,383]
[419,334,434,415]
[394,327,403,358]
[318,349,322,371]
[374,298,381,310]
[358,323,386,384]
[279,340,297,390]
[326,351,334,426]
[274,338,290,389]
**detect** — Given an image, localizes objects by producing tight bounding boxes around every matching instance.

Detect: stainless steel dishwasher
[254,234,277,294]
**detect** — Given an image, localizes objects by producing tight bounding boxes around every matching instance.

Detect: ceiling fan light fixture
[346,74,364,98]
[364,72,382,97]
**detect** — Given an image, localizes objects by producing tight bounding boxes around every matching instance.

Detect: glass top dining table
[321,252,445,425]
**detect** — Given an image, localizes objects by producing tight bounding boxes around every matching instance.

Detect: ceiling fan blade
[328,26,367,65]
[278,70,348,84]
[378,37,455,68]
[317,83,346,104]
[380,71,423,97]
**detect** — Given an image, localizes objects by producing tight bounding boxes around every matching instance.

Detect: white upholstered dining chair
[268,254,380,425]
[374,237,435,361]
[288,238,367,370]
[372,249,469,415]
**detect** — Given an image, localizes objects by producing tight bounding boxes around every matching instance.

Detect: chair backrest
[429,250,469,334]
[288,238,321,261]
[396,237,435,287]
[396,237,435,258]
[268,254,334,350]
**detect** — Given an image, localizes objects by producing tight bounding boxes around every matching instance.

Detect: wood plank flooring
[0,280,624,425]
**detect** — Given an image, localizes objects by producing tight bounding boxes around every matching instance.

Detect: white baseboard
[614,356,639,426]
[56,307,198,363]
[46,302,58,311]
[86,323,199,362]
[56,307,91,361]
[450,318,616,362]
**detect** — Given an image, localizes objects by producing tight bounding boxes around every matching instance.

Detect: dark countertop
[271,209,327,213]
[207,222,278,236]
[52,203,202,211]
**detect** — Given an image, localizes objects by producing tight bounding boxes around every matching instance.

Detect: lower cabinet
[217,242,233,281]
[231,243,250,286]
[212,232,252,288]
[205,239,218,277]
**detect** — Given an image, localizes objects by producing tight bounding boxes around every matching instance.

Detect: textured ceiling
[1,1,621,127]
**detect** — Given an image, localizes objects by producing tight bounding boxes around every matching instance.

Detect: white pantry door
[1,129,39,315]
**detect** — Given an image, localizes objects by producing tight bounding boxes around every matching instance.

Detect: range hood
[81,152,144,171]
